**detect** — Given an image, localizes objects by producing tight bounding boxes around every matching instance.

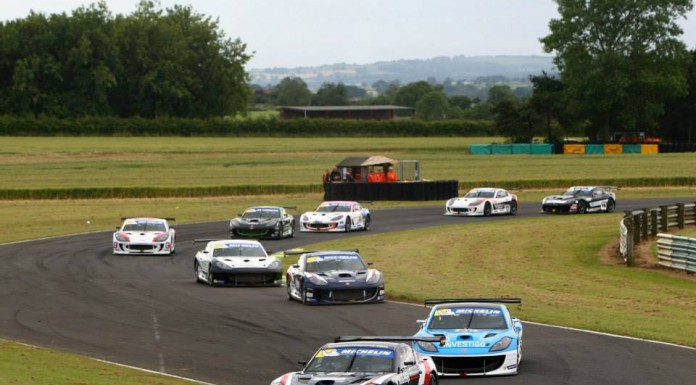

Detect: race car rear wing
[120,217,176,221]
[282,248,359,256]
[335,336,445,346]
[424,298,522,307]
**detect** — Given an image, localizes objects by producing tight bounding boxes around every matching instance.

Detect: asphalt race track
[1,198,696,385]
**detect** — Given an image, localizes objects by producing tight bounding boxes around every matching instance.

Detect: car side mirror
[417,319,425,328]
[297,360,307,366]
[292,264,299,268]
[403,361,416,367]
[367,262,373,266]
[202,250,209,254]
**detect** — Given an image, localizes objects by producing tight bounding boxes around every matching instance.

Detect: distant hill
[249,55,556,90]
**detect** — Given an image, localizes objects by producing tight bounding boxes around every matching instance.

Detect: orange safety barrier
[563,143,586,155]
[604,144,623,154]
[640,144,659,154]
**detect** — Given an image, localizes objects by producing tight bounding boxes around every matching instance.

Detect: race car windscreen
[428,307,508,330]
[304,347,394,374]
[122,221,167,232]
[213,243,267,257]
[316,203,352,213]
[464,190,495,198]
[242,208,280,219]
[305,254,367,272]
[565,188,591,197]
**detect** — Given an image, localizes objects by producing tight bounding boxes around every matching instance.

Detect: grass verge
[0,340,203,385]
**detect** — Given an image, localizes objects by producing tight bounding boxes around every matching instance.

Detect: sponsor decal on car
[435,308,502,316]
[315,348,394,358]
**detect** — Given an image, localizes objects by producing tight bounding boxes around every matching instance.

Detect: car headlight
[114,232,130,242]
[542,197,547,204]
[446,199,455,206]
[366,270,382,284]
[308,274,328,285]
[416,340,439,352]
[267,259,281,269]
[152,232,169,242]
[301,215,308,221]
[213,260,231,269]
[329,215,344,221]
[489,336,513,352]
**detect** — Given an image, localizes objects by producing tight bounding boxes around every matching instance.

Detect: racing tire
[286,280,293,301]
[509,200,518,216]
[289,221,295,238]
[207,269,217,287]
[194,262,203,283]
[345,218,352,233]
[427,374,438,385]
[606,199,616,213]
[483,202,492,216]
[577,200,587,214]
[363,215,370,231]
[301,287,308,305]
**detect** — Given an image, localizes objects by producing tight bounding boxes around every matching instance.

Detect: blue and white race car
[412,299,523,377]
[285,250,385,304]
[300,201,370,232]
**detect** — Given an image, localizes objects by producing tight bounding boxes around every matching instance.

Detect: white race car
[112,217,176,255]
[445,188,518,216]
[193,239,282,286]
[300,201,371,232]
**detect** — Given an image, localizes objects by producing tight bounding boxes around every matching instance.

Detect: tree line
[0,1,251,118]
[1,0,695,143]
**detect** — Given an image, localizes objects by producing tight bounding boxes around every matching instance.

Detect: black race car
[541,186,617,214]
[229,206,295,239]
[269,337,440,385]
[285,250,385,305]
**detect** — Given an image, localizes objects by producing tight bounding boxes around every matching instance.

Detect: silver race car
[193,239,282,286]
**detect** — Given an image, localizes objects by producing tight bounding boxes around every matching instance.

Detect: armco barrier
[620,202,696,267]
[324,180,458,201]
[656,234,696,273]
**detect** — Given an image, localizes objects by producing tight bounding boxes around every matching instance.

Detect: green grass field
[1,136,695,384]
[2,137,695,190]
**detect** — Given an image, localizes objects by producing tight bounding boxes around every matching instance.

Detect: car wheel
[207,268,217,287]
[428,374,438,385]
[301,286,308,305]
[286,280,294,301]
[483,202,492,216]
[289,221,295,238]
[577,200,587,214]
[509,200,518,216]
[345,218,352,233]
[606,199,616,213]
[363,215,370,231]
[194,262,203,283]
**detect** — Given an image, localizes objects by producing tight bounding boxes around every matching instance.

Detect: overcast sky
[3,0,696,69]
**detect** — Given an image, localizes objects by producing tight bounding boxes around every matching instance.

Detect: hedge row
[2,177,694,200]
[0,116,494,136]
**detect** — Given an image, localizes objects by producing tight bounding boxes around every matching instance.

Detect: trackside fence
[656,234,696,273]
[620,202,696,267]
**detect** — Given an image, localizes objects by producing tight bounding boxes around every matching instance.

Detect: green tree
[541,0,693,141]
[661,49,696,142]
[313,82,349,106]
[528,71,568,142]
[272,77,312,106]
[415,91,449,120]
[393,81,435,107]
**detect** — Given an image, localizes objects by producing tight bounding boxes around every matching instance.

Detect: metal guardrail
[656,234,696,273]
[620,202,696,266]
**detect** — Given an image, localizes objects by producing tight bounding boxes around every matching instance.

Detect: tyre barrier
[323,180,458,201]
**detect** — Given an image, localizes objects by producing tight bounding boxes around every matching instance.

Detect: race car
[285,250,385,304]
[270,336,441,385]
[193,239,282,286]
[413,299,523,377]
[112,217,175,255]
[300,201,370,232]
[229,206,295,239]
[541,186,616,214]
[445,188,518,216]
